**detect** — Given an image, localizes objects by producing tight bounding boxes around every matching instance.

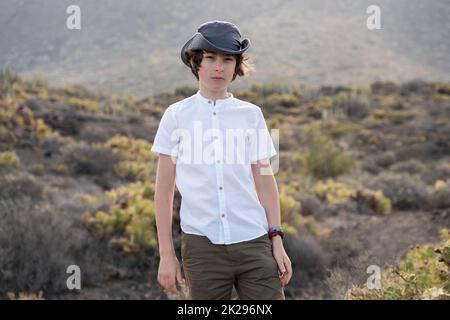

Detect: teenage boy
[151,20,292,300]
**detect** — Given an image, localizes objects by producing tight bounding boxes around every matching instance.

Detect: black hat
[181,20,251,67]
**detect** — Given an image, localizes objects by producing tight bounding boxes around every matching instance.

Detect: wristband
[268,226,284,239]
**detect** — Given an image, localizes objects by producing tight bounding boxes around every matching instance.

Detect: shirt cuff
[250,148,277,162]
[150,145,177,157]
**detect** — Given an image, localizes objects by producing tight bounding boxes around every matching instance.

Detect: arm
[251,158,292,287]
[154,154,184,293]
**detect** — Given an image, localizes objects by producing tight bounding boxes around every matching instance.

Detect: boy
[151,20,292,300]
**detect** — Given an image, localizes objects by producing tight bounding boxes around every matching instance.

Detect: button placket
[211,105,230,243]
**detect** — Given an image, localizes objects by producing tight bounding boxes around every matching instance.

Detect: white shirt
[151,90,277,244]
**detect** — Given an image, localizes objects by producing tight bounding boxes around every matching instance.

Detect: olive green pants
[181,232,285,300]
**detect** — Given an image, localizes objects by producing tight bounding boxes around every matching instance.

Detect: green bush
[61,141,120,176]
[307,96,332,119]
[85,181,157,252]
[0,125,16,144]
[7,291,44,300]
[250,82,293,96]
[303,124,356,179]
[174,86,197,97]
[0,172,44,200]
[279,184,329,238]
[435,83,450,95]
[299,87,320,102]
[0,197,73,296]
[265,93,300,109]
[105,135,158,182]
[62,85,98,99]
[346,229,450,300]
[389,159,429,177]
[432,180,450,209]
[400,80,434,96]
[375,94,405,109]
[312,179,356,204]
[370,109,423,125]
[0,69,20,95]
[356,128,381,146]
[0,151,20,168]
[328,91,370,119]
[0,195,111,297]
[234,89,258,103]
[279,188,302,236]
[370,82,399,95]
[353,188,392,215]
[373,151,397,168]
[0,107,14,125]
[67,97,100,113]
[368,172,430,210]
[321,120,361,139]
[312,179,391,215]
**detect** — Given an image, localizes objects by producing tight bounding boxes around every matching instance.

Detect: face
[197,51,237,93]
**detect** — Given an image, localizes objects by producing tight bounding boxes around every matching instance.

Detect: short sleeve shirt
[151,91,277,244]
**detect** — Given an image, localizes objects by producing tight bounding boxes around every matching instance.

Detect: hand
[157,255,185,294]
[271,237,293,287]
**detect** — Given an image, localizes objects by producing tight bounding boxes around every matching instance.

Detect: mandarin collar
[195,90,234,108]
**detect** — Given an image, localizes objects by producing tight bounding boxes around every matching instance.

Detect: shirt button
[213,112,216,115]
[217,160,221,164]
[219,186,223,190]
[208,100,212,104]
[221,214,225,218]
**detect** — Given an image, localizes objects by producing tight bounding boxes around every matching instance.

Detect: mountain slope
[1,0,449,97]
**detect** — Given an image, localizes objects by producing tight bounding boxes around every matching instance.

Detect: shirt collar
[195,90,234,108]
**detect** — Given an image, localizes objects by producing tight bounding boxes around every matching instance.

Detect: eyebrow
[203,51,234,57]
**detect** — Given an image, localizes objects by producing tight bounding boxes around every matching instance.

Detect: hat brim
[181,32,250,67]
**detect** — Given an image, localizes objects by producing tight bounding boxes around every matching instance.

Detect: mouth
[211,77,224,80]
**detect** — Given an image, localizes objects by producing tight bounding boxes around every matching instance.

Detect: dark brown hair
[184,49,254,81]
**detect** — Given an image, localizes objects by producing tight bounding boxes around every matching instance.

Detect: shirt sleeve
[249,107,277,162]
[150,105,179,157]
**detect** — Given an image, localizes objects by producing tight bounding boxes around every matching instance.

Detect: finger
[275,257,286,276]
[161,277,170,292]
[176,268,185,285]
[282,271,291,284]
[281,273,290,286]
[286,269,292,285]
[285,259,292,276]
[166,283,176,294]
[160,275,176,293]
[168,277,178,293]
[280,272,287,286]
[158,274,166,288]
[278,260,287,285]
[283,258,293,285]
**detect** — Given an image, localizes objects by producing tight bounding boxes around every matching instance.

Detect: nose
[215,60,224,71]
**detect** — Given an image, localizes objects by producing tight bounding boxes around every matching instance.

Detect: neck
[199,85,230,101]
